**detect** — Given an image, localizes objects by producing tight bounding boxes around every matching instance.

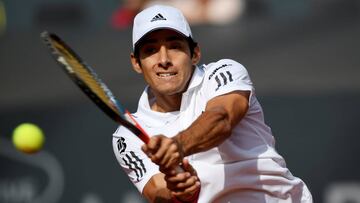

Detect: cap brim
[133,26,191,52]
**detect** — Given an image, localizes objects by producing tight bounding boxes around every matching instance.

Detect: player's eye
[141,45,158,55]
[169,42,183,50]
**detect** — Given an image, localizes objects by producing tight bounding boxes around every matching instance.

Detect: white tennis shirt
[113,59,312,202]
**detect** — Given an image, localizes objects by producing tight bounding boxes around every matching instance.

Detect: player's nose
[158,46,171,68]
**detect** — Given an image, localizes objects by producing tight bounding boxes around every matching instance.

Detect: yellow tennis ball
[12,123,45,154]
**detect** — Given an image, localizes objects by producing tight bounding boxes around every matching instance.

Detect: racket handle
[175,165,184,173]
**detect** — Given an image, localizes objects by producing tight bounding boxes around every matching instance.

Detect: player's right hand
[141,134,185,170]
[165,159,201,202]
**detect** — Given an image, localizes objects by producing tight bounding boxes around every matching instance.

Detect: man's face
[131,29,200,97]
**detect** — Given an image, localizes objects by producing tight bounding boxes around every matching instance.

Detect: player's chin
[156,85,185,96]
[161,89,185,96]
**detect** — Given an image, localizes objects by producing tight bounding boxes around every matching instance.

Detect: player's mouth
[157,72,177,78]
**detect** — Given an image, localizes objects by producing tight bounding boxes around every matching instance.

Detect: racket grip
[175,165,184,173]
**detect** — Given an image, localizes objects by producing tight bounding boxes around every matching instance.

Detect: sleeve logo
[116,137,147,182]
[117,137,127,154]
[208,63,232,80]
[214,71,233,91]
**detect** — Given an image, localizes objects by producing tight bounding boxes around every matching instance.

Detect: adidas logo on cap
[151,13,166,22]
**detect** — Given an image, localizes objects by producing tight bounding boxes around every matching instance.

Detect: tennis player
[113,5,313,203]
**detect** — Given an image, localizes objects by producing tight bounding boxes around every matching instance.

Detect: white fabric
[112,59,313,202]
[132,5,192,49]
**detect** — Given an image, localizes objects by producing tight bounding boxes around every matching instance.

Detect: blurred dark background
[0,0,359,202]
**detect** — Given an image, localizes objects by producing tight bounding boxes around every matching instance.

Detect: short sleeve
[203,59,253,101]
[112,126,159,193]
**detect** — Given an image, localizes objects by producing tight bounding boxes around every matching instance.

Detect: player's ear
[130,53,143,74]
[191,45,201,65]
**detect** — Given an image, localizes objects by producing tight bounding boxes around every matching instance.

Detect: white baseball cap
[132,5,193,50]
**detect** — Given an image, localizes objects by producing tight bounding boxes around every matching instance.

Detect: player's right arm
[112,127,199,202]
[142,173,171,202]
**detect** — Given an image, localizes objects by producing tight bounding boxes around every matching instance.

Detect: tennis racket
[41,31,184,173]
[40,31,150,144]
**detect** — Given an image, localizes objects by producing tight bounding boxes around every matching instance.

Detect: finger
[162,143,182,168]
[182,159,196,173]
[152,137,171,163]
[146,136,167,163]
[171,180,201,196]
[147,136,161,151]
[165,172,191,183]
[151,138,172,164]
[165,172,191,191]
[141,144,150,156]
[175,176,199,189]
[166,174,198,191]
[155,138,182,169]
[159,166,177,176]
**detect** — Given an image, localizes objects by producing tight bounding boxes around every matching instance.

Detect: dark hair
[133,36,198,60]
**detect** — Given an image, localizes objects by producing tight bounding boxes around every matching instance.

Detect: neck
[148,90,182,113]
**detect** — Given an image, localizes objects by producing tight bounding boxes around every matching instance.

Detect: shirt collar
[136,86,180,127]
[185,65,205,93]
[136,65,205,120]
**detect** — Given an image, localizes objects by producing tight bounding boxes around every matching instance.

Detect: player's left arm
[177,90,250,156]
[143,90,250,170]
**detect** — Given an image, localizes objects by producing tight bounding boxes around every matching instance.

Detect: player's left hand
[142,134,184,170]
